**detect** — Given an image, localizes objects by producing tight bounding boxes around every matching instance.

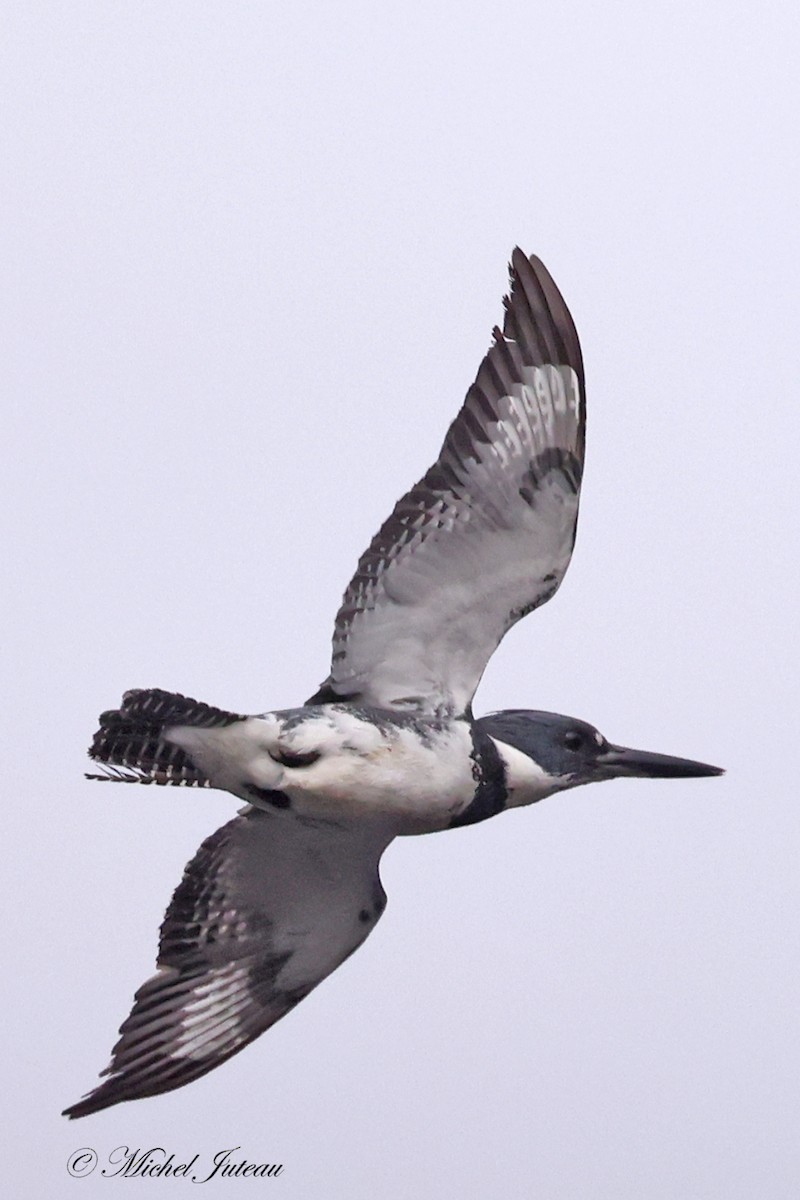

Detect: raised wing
[63,808,392,1117]
[310,249,585,716]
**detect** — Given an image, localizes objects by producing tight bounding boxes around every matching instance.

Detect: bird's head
[477,709,723,802]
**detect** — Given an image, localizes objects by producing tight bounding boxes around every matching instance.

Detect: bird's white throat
[490,737,569,807]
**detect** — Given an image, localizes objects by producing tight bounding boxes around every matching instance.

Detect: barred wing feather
[63,808,392,1117]
[311,249,585,716]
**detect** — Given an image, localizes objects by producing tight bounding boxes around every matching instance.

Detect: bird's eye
[564,731,583,751]
[269,748,321,768]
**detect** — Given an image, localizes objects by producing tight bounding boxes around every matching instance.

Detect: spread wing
[310,249,585,716]
[63,808,392,1117]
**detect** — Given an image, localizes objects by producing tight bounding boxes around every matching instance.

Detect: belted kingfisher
[64,250,722,1118]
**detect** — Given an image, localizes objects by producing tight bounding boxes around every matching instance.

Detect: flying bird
[64,250,722,1118]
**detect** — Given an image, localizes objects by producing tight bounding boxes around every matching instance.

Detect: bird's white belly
[166,706,477,832]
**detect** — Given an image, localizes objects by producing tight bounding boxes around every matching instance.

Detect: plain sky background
[4,2,799,1197]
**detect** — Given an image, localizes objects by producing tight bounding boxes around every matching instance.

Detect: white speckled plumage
[167,707,477,829]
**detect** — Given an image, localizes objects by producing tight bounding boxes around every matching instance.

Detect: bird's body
[94,694,559,831]
[174,702,480,830]
[65,250,722,1119]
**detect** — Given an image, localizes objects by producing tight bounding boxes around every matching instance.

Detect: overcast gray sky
[4,1,799,1196]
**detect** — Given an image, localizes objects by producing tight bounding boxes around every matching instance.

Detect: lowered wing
[310,249,585,716]
[64,808,392,1117]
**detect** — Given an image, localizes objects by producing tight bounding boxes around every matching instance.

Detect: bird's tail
[86,688,247,786]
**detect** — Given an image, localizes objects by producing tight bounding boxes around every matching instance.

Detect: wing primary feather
[312,249,586,715]
[63,810,392,1118]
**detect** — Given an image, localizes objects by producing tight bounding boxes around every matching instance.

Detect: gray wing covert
[311,249,585,716]
[63,808,392,1117]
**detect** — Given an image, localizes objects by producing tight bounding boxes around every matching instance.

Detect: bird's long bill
[601,744,724,779]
